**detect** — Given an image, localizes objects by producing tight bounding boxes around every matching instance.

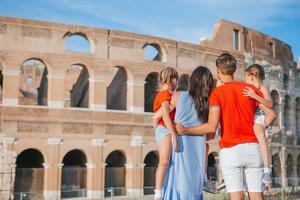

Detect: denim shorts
[155,125,169,144]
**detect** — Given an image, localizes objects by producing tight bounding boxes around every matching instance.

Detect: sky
[0,0,300,62]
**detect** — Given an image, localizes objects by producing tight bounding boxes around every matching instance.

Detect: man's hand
[175,123,186,135]
[243,87,256,99]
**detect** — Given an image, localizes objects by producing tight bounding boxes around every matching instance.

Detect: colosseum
[0,16,299,200]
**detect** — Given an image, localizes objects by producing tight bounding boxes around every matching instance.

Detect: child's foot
[216,179,226,190]
[203,181,219,194]
[263,172,272,189]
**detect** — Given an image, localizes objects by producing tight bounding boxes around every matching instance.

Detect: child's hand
[243,87,256,98]
[171,135,179,152]
[175,123,186,134]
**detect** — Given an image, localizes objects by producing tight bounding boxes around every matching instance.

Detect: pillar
[43,138,63,200]
[47,72,65,108]
[89,76,107,111]
[2,68,20,106]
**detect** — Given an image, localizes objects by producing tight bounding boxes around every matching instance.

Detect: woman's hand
[171,134,179,152]
[243,87,257,99]
[175,123,186,134]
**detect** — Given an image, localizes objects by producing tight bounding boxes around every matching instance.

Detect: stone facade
[0,16,299,199]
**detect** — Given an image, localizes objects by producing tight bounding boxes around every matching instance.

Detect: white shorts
[220,143,264,193]
[254,114,266,128]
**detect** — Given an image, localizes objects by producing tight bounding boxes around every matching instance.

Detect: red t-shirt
[153,90,176,127]
[209,82,263,148]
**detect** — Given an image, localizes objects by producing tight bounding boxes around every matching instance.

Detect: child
[153,67,179,200]
[242,64,277,188]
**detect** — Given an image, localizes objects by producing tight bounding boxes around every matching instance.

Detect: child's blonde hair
[159,67,179,85]
[245,64,265,81]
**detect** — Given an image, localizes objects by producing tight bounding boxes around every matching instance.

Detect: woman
[161,66,214,199]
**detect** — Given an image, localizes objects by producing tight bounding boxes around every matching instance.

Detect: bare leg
[155,135,171,199]
[248,192,264,200]
[229,191,244,200]
[253,124,269,169]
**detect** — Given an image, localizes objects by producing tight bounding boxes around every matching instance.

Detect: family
[152,53,278,200]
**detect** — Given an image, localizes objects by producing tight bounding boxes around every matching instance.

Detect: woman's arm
[177,106,220,136]
[243,87,273,108]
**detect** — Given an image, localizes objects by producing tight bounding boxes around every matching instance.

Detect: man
[177,53,276,200]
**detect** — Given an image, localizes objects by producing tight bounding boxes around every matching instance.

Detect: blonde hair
[245,64,265,81]
[159,67,179,85]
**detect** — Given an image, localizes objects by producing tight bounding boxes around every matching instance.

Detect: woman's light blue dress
[162,91,206,200]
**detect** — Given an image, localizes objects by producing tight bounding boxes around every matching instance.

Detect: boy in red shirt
[177,53,276,200]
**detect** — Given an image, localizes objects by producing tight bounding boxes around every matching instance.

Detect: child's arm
[259,104,278,127]
[176,106,220,136]
[152,103,175,129]
[243,86,273,108]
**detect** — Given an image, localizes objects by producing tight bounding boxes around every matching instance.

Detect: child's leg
[253,124,269,169]
[155,135,171,199]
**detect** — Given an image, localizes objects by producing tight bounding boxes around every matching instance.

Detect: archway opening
[144,72,158,112]
[65,64,89,108]
[284,95,291,129]
[297,155,300,185]
[14,149,44,199]
[105,150,126,197]
[107,67,127,110]
[19,59,48,106]
[272,154,281,187]
[65,33,90,53]
[271,90,280,126]
[286,154,294,186]
[61,150,87,198]
[283,74,289,90]
[143,43,162,61]
[296,98,300,137]
[143,151,159,195]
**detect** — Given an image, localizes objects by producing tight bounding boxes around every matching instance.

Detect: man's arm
[177,106,220,136]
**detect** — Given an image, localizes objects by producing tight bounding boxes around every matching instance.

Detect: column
[88,139,106,199]
[127,79,146,113]
[43,138,63,200]
[47,72,65,108]
[89,76,107,111]
[126,136,144,197]
[0,136,17,200]
[2,68,20,106]
[280,146,287,189]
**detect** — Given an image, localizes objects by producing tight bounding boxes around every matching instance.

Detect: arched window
[143,43,163,61]
[107,67,127,110]
[283,74,289,90]
[286,154,293,186]
[14,149,44,199]
[297,155,300,185]
[272,154,281,187]
[61,150,87,198]
[0,62,3,104]
[143,151,159,195]
[177,74,190,91]
[284,95,291,129]
[65,33,90,53]
[19,59,48,106]
[105,150,126,197]
[271,90,280,126]
[65,64,89,108]
[144,72,158,112]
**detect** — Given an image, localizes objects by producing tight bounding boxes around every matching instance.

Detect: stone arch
[271,90,280,126]
[177,73,190,91]
[208,152,219,181]
[284,95,291,129]
[286,154,293,186]
[105,150,127,197]
[63,32,94,53]
[14,148,45,199]
[0,60,3,104]
[296,97,300,134]
[272,153,281,187]
[61,149,88,198]
[143,43,165,62]
[107,66,127,110]
[144,72,159,112]
[143,151,159,195]
[64,64,89,108]
[19,58,48,106]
